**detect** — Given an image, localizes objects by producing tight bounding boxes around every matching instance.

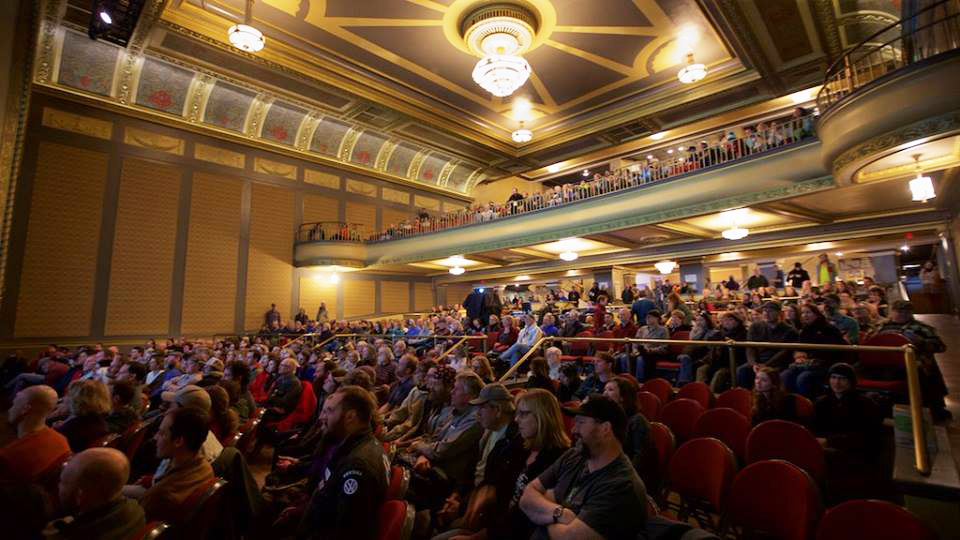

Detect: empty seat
[560,331,593,362]
[855,333,911,395]
[746,420,825,483]
[656,330,690,377]
[694,407,751,463]
[636,391,663,422]
[725,460,821,540]
[641,378,673,404]
[716,388,752,418]
[667,437,737,531]
[378,499,414,540]
[815,499,935,540]
[793,393,814,424]
[660,398,705,443]
[676,381,713,409]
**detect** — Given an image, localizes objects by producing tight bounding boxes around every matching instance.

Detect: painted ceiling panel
[136,58,193,113]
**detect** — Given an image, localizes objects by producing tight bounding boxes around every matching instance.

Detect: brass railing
[817,0,960,113]
[500,335,930,475]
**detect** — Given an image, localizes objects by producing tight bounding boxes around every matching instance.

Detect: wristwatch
[552,505,564,524]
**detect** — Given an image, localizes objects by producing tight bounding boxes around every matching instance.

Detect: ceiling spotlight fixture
[449,266,466,275]
[650,132,666,140]
[547,164,561,173]
[99,11,113,24]
[511,121,533,143]
[909,154,936,203]
[654,260,677,274]
[789,88,815,104]
[228,0,265,52]
[464,4,537,98]
[646,155,654,160]
[677,52,707,84]
[835,252,844,257]
[559,251,579,262]
[582,169,590,177]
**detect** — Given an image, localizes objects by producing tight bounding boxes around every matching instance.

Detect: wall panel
[299,277,338,320]
[383,207,413,229]
[15,143,107,337]
[245,183,294,329]
[343,279,375,318]
[414,282,434,312]
[345,201,376,234]
[444,283,474,308]
[303,193,339,224]
[105,158,180,335]
[380,280,410,313]
[181,172,241,335]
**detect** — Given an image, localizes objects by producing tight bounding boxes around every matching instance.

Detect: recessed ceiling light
[678,146,685,151]
[99,11,112,24]
[547,164,561,173]
[835,252,844,256]
[646,155,654,159]
[901,245,910,252]
[650,132,665,140]
[667,149,673,154]
[582,170,590,176]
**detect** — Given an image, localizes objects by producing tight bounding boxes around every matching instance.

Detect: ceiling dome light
[677,53,707,84]
[229,24,265,52]
[511,121,532,143]
[654,260,677,274]
[722,226,749,240]
[559,251,579,262]
[449,266,466,275]
[472,55,531,97]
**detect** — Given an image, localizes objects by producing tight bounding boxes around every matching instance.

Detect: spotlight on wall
[88,0,147,46]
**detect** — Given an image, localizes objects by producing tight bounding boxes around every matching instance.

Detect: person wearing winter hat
[812,362,883,473]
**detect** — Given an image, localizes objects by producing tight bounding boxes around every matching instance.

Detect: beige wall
[470,176,544,206]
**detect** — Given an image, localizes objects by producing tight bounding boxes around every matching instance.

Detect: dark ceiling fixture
[88,0,147,47]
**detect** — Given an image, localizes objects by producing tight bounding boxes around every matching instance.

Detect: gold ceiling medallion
[461,3,539,97]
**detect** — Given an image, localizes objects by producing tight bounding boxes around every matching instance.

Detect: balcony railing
[295,221,367,243]
[817,0,960,113]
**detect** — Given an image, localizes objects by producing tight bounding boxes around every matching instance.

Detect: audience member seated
[157,385,224,465]
[379,354,418,416]
[155,353,198,402]
[635,310,669,381]
[205,385,240,444]
[602,376,657,488]
[106,380,140,434]
[382,361,435,442]
[525,357,555,393]
[738,302,798,389]
[469,355,495,384]
[262,358,303,424]
[375,346,398,387]
[296,386,387,540]
[823,296,860,344]
[56,380,111,453]
[876,300,951,420]
[500,314,543,368]
[557,364,582,403]
[574,352,615,400]
[751,367,798,425]
[223,360,255,421]
[198,357,224,388]
[699,312,748,391]
[677,310,722,385]
[43,448,145,540]
[0,385,71,484]
[138,408,215,526]
[782,304,848,398]
[519,394,647,539]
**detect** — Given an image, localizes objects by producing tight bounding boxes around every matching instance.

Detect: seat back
[642,378,673,404]
[568,331,593,356]
[746,420,825,483]
[275,381,318,432]
[649,422,676,479]
[560,401,578,439]
[716,388,752,418]
[668,330,690,356]
[676,381,713,409]
[695,407,750,463]
[176,478,228,540]
[386,465,410,500]
[858,333,911,370]
[590,331,615,353]
[377,499,414,540]
[485,332,499,351]
[668,438,737,511]
[815,499,935,540]
[636,391,663,422]
[726,460,820,540]
[129,521,171,540]
[793,394,814,424]
[660,398,706,443]
[112,421,149,461]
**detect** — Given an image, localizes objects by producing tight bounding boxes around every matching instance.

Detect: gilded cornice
[375,141,398,172]
[374,176,836,265]
[33,0,65,85]
[295,113,322,152]
[244,94,273,138]
[811,0,843,61]
[437,161,457,188]
[832,110,960,175]
[407,151,428,181]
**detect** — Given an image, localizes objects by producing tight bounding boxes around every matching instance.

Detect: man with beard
[297,386,388,540]
[520,394,647,539]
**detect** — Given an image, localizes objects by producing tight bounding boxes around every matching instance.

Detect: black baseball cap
[563,394,627,442]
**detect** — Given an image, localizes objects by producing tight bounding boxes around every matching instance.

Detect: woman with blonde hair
[56,379,111,452]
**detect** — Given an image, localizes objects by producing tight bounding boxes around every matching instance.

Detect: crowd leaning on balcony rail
[364,109,817,242]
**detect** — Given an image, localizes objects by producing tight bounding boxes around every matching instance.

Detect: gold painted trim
[465,168,483,192]
[42,107,113,139]
[183,73,215,123]
[408,150,428,181]
[124,126,185,155]
[304,169,341,189]
[117,52,146,105]
[338,127,362,162]
[375,140,397,172]
[294,112,319,152]
[194,142,245,168]
[33,0,66,85]
[438,160,457,188]
[254,156,298,179]
[243,94,273,138]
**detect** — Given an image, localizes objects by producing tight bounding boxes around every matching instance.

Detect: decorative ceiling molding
[32,18,485,195]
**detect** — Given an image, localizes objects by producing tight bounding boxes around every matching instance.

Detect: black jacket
[298,430,388,540]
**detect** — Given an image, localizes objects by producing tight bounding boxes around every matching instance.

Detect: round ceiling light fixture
[228,0,265,53]
[654,260,677,274]
[722,226,749,240]
[677,52,707,84]
[463,4,538,97]
[559,251,579,262]
[449,266,466,275]
[511,120,533,143]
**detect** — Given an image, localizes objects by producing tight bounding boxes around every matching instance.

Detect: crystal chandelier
[463,4,538,98]
[228,0,264,52]
[677,53,706,84]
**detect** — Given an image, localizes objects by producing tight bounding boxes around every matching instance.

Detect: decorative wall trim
[381,186,410,205]
[346,178,377,197]
[124,126,185,155]
[42,107,113,139]
[832,109,960,174]
[254,157,297,179]
[304,168,340,189]
[414,195,440,211]
[194,142,245,168]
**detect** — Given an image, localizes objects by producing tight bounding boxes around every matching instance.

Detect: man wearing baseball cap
[520,394,647,539]
[739,301,798,389]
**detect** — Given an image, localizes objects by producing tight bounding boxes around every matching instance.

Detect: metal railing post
[903,345,931,475]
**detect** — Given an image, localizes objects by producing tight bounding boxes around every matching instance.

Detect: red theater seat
[725,460,821,540]
[694,407,751,463]
[274,381,317,432]
[816,499,935,540]
[660,398,705,444]
[746,420,825,483]
[716,387,752,418]
[377,500,414,540]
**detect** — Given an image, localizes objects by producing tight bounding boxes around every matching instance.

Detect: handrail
[500,335,930,476]
[817,0,960,113]
[296,221,368,243]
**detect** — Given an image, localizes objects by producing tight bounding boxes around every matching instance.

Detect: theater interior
[1,0,960,539]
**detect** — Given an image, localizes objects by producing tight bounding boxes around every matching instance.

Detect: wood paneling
[181,172,241,335]
[245,183,294,329]
[105,158,180,335]
[414,282,434,312]
[345,201,376,234]
[343,279,375,318]
[15,143,107,337]
[303,194,339,224]
[299,276,338,320]
[382,207,413,229]
[380,280,409,313]
[444,283,474,308]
